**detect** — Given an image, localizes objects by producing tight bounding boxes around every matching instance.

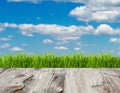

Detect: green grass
[0,53,120,68]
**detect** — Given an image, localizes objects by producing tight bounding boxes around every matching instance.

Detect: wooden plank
[0,68,34,93]
[95,69,120,93]
[0,68,120,93]
[0,69,7,75]
[64,69,102,93]
[22,68,55,93]
[64,69,120,93]
[46,69,66,93]
[23,68,66,93]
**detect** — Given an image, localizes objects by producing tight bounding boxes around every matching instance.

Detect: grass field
[0,53,120,68]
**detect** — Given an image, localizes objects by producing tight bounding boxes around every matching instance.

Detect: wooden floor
[0,68,120,93]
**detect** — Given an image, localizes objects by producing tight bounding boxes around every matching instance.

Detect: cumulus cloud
[10,47,24,51]
[0,22,17,32]
[95,24,120,35]
[7,0,86,3]
[0,22,120,42]
[53,0,86,3]
[8,0,41,3]
[0,23,17,29]
[70,0,120,22]
[74,47,81,51]
[0,43,10,48]
[18,24,94,41]
[43,39,54,44]
[74,42,95,46]
[0,35,12,41]
[2,23,93,42]
[53,46,68,50]
[25,23,119,37]
[109,38,120,43]
[74,47,84,53]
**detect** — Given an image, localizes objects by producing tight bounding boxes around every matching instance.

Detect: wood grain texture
[0,68,120,93]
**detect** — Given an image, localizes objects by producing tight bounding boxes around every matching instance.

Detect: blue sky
[0,0,120,55]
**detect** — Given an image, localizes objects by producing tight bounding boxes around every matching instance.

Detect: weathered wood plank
[23,68,55,93]
[46,69,66,93]
[64,69,120,93]
[96,69,120,93]
[0,68,120,93]
[0,68,7,75]
[0,68,34,93]
[64,69,103,93]
[23,68,66,93]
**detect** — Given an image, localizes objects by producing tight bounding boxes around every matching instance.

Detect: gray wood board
[0,68,120,93]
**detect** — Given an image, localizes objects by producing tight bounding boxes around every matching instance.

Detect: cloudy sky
[0,0,120,55]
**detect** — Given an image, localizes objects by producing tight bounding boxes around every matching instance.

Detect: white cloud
[53,0,86,3]
[74,42,95,46]
[95,24,113,35]
[1,23,93,41]
[7,0,86,3]
[70,0,120,22]
[53,46,68,50]
[8,0,41,3]
[22,43,28,46]
[0,23,5,32]
[0,43,10,48]
[10,47,24,51]
[0,22,17,32]
[55,41,69,45]
[75,42,87,46]
[43,39,54,44]
[95,24,120,35]
[0,22,120,42]
[7,0,120,7]
[17,23,119,38]
[17,23,94,41]
[55,36,80,41]
[109,38,120,43]
[18,24,34,36]
[21,31,33,37]
[3,22,17,28]
[0,27,4,32]
[74,47,81,51]
[0,35,12,41]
